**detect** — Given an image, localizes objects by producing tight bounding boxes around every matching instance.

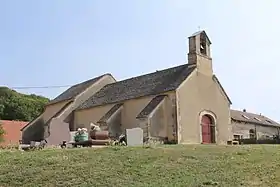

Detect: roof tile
[98,103,123,123]
[230,109,280,127]
[0,120,28,145]
[78,64,196,110]
[136,95,166,118]
[48,74,109,105]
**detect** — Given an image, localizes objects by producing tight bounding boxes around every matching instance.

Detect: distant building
[0,120,28,146]
[231,109,280,140]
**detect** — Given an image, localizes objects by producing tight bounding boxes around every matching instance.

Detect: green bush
[0,87,49,121]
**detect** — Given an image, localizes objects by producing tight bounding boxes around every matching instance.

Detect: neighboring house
[231,109,280,140]
[73,30,232,144]
[21,74,116,144]
[0,120,28,146]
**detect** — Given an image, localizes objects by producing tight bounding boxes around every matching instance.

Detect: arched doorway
[201,114,216,144]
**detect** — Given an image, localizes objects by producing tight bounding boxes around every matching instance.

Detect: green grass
[1,145,280,187]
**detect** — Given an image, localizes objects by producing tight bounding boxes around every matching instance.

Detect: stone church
[22,30,233,145]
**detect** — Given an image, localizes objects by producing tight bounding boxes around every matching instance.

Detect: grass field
[0,145,280,187]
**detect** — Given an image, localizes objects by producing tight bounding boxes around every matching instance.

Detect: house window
[242,115,250,119]
[254,117,261,121]
[249,129,255,139]
[233,134,243,140]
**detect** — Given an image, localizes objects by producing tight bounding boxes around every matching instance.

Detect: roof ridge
[231,109,279,125]
[102,64,191,87]
[48,73,112,105]
[70,73,111,87]
[77,63,196,110]
[231,109,264,116]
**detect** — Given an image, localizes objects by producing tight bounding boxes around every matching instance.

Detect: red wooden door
[201,115,211,144]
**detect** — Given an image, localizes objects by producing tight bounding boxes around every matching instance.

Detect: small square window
[242,115,250,119]
[233,134,243,140]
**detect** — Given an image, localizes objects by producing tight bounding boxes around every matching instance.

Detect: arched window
[249,129,255,139]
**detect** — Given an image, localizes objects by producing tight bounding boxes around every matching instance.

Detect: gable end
[212,75,232,104]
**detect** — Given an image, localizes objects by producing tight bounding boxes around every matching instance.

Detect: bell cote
[188,30,211,58]
[188,30,213,75]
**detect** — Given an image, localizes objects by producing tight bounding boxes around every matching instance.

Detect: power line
[5,85,72,90]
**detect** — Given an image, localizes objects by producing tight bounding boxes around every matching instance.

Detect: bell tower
[188,30,213,76]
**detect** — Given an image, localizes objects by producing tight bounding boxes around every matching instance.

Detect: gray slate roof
[231,109,280,127]
[78,63,197,110]
[48,74,108,105]
[136,95,166,119]
[98,103,123,123]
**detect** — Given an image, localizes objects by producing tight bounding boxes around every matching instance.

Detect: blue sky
[0,1,279,120]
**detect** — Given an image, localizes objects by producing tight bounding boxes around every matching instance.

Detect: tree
[0,87,50,121]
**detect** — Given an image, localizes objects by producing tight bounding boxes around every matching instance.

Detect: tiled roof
[98,103,123,123]
[136,95,166,119]
[0,120,28,145]
[78,63,196,110]
[48,74,109,105]
[230,109,280,127]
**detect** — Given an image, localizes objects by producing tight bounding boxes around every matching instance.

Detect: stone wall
[232,120,279,139]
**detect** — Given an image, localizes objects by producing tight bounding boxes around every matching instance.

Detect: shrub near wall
[239,138,280,144]
[0,121,5,143]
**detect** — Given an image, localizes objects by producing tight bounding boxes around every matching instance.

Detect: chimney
[243,109,246,112]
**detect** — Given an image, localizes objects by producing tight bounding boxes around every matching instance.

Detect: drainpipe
[147,118,151,141]
[254,124,257,142]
